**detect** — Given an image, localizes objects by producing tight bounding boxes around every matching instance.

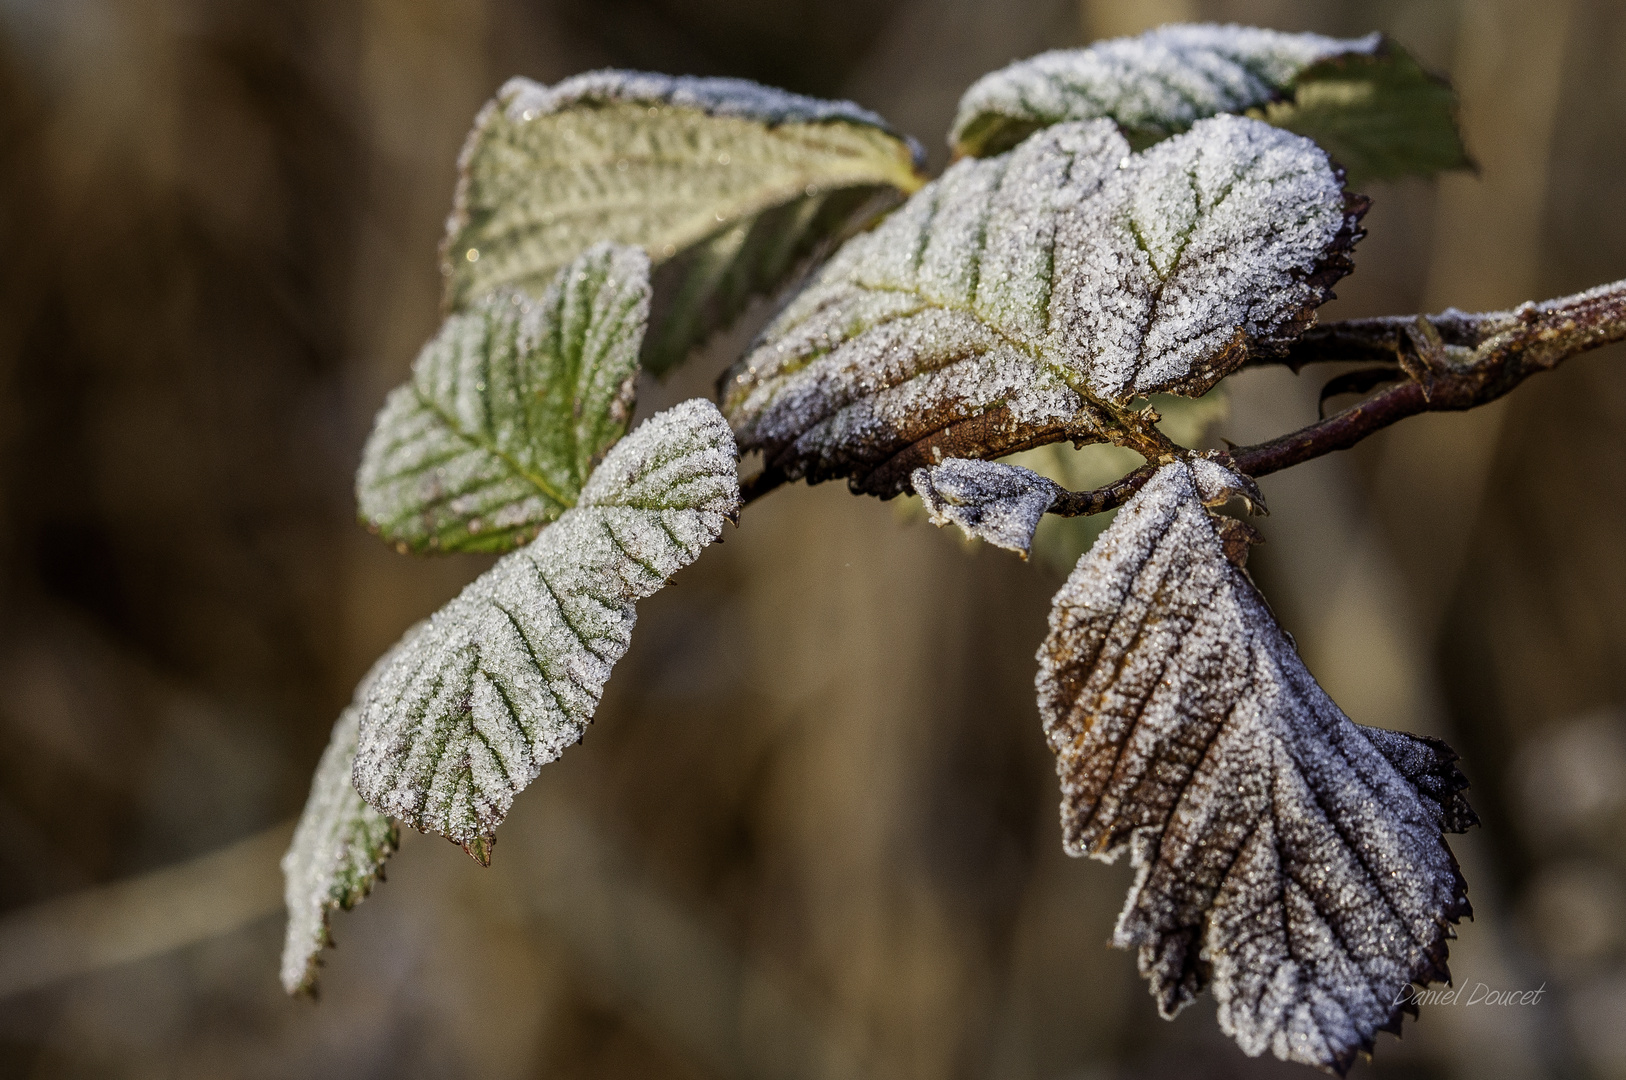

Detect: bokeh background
[1,0,1623,1076]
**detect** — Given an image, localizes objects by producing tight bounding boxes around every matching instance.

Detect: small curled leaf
[950,25,1468,184]
[444,71,926,373]
[723,115,1360,496]
[912,458,1060,557]
[357,243,649,555]
[1036,460,1472,1072]
[352,400,741,855]
[281,639,417,995]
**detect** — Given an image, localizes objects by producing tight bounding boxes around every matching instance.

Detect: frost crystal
[950,24,1381,156]
[1037,460,1473,1073]
[442,70,923,371]
[352,400,741,855]
[358,243,648,554]
[912,458,1060,557]
[281,639,415,995]
[498,69,909,131]
[722,115,1359,496]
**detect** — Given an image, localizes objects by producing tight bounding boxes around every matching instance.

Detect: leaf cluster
[278,27,1556,1075]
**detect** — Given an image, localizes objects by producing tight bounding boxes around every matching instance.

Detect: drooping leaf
[912,458,1060,557]
[722,115,1361,497]
[352,400,741,857]
[357,243,648,555]
[950,26,1468,183]
[1035,459,1473,1073]
[443,71,926,373]
[281,637,418,995]
[1261,46,1472,184]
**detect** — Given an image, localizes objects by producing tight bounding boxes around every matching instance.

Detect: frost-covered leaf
[444,71,925,373]
[951,26,1382,157]
[722,115,1360,496]
[352,400,740,856]
[912,458,1060,557]
[357,243,648,554]
[1036,460,1473,1073]
[280,638,416,995]
[950,26,1467,182]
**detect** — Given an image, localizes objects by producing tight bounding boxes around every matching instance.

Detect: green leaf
[352,400,741,856]
[1259,45,1471,184]
[444,71,925,373]
[280,640,412,995]
[722,115,1362,496]
[949,25,1468,182]
[357,243,649,555]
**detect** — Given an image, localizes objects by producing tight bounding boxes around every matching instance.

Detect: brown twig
[1046,278,1626,517]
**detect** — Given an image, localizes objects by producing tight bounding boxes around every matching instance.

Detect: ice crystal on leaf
[352,400,740,857]
[952,26,1376,156]
[443,70,925,373]
[911,458,1060,557]
[722,115,1360,496]
[358,243,649,555]
[950,25,1468,183]
[280,639,415,995]
[1036,460,1474,1073]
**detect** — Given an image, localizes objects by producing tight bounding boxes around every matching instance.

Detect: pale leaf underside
[951,26,1467,184]
[352,400,741,855]
[357,243,649,554]
[280,639,415,995]
[912,458,1060,557]
[443,70,925,373]
[722,114,1360,497]
[1261,46,1472,185]
[1036,460,1473,1072]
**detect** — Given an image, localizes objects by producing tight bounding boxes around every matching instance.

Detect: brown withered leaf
[1036,459,1473,1073]
[721,116,1363,498]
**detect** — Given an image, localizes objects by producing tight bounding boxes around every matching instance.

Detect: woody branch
[1048,278,1626,517]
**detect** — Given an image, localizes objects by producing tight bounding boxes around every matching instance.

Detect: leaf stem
[1047,278,1626,516]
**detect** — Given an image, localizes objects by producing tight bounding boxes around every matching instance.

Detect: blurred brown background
[1,0,1622,1076]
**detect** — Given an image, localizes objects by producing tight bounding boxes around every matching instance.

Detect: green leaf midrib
[412,385,576,511]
